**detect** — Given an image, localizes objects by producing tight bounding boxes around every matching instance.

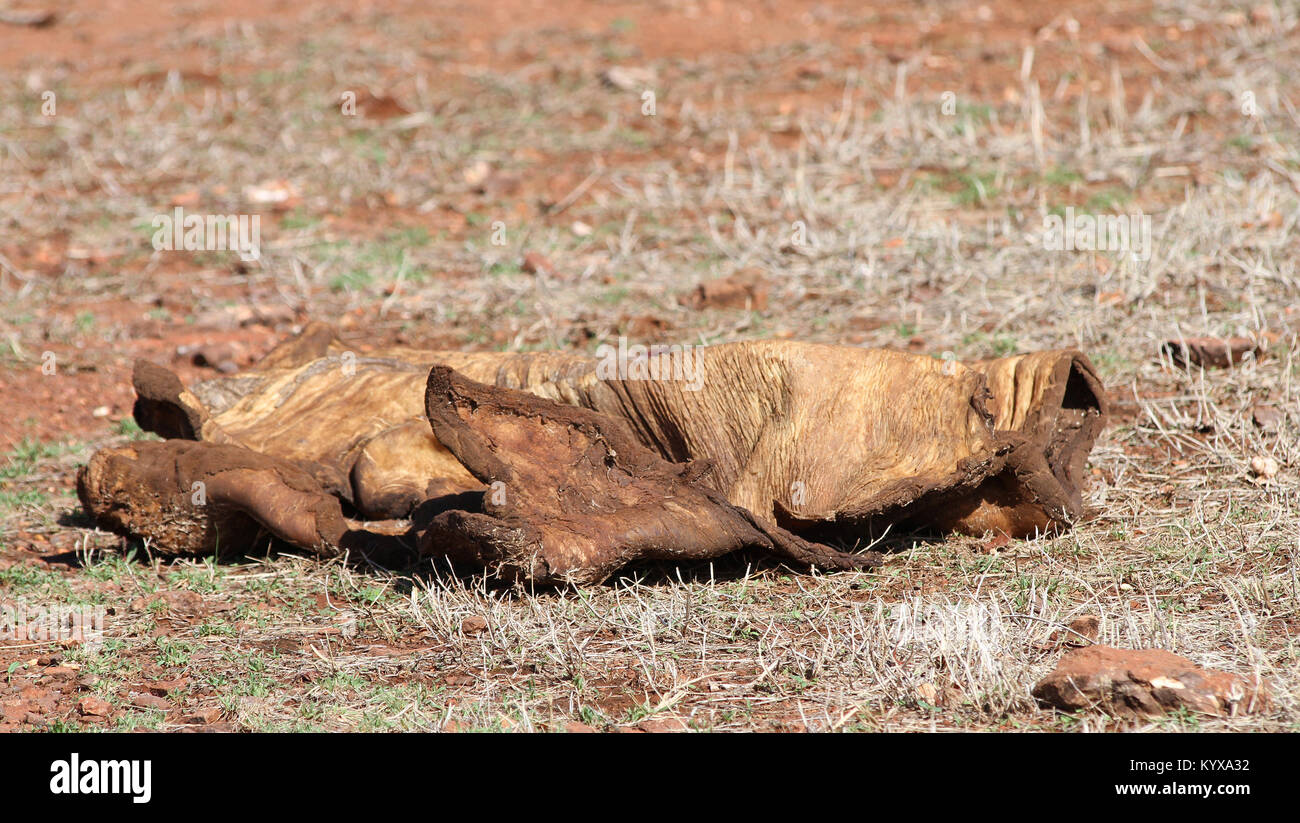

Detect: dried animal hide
[80,364,876,584]
[416,366,876,583]
[79,324,1107,582]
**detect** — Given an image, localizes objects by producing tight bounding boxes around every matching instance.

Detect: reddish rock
[129,692,172,711]
[181,706,223,725]
[980,533,1011,554]
[616,715,691,733]
[145,677,189,697]
[1162,336,1262,369]
[19,687,57,714]
[1033,646,1267,718]
[521,252,555,277]
[1065,615,1100,645]
[680,272,769,312]
[846,315,886,332]
[622,314,671,338]
[348,90,411,120]
[77,695,113,717]
[459,616,489,636]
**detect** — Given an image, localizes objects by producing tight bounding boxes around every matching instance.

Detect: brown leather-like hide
[78,323,1107,584]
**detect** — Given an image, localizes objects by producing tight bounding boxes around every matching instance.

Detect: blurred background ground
[0,0,1297,731]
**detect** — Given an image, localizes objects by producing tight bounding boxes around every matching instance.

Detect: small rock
[345,90,411,120]
[179,721,235,733]
[915,682,939,704]
[0,8,56,27]
[77,695,113,717]
[980,533,1011,554]
[1032,645,1267,718]
[622,314,671,339]
[1249,456,1279,480]
[1162,336,1261,369]
[571,221,593,237]
[462,160,491,188]
[680,271,770,311]
[92,405,111,418]
[169,189,201,208]
[145,677,188,697]
[635,716,691,733]
[479,172,521,198]
[191,303,294,329]
[846,315,886,332]
[601,66,656,92]
[795,62,827,80]
[1251,404,1282,431]
[460,616,489,636]
[189,342,246,371]
[1063,615,1100,646]
[182,706,223,725]
[243,179,299,207]
[521,252,555,277]
[562,720,598,733]
[129,692,172,711]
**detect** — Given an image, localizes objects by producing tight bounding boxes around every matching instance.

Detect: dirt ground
[0,0,1297,732]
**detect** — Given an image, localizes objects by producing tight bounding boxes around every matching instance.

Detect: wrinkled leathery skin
[949,351,1110,535]
[77,440,350,557]
[89,323,1109,575]
[417,365,881,585]
[78,368,880,585]
[136,323,1108,539]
